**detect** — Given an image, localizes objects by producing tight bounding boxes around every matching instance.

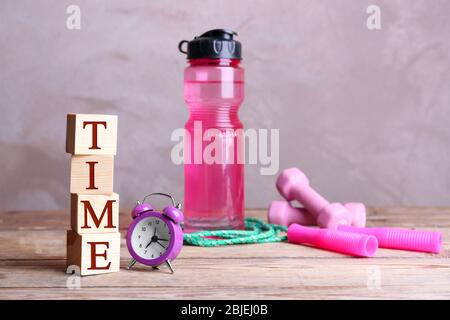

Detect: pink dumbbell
[276,167,363,229]
[268,201,316,227]
[268,201,366,227]
[268,200,366,228]
[343,202,367,227]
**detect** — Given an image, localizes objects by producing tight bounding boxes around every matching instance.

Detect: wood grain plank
[0,208,449,300]
[0,258,449,299]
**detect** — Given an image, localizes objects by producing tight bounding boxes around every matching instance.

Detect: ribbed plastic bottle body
[183,59,245,232]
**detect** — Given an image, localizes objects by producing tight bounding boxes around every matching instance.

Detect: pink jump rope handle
[288,224,378,257]
[338,225,442,253]
[276,168,359,229]
[268,200,366,227]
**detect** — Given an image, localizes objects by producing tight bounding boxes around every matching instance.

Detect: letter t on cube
[66,114,118,155]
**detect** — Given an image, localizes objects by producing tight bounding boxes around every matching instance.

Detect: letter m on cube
[71,193,119,233]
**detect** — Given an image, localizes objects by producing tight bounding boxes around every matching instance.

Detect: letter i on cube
[66,114,120,276]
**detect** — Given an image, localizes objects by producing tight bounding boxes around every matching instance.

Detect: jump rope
[183,218,287,247]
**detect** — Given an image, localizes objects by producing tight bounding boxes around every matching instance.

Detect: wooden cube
[66,114,118,155]
[70,155,114,194]
[66,230,121,276]
[71,193,119,234]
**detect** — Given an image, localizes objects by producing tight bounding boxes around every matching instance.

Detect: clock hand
[145,229,158,249]
[156,241,167,249]
[145,240,153,249]
[145,227,165,249]
[153,228,168,241]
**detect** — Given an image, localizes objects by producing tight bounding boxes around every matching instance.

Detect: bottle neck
[189,58,241,67]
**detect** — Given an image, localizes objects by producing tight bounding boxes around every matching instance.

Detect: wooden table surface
[0,207,449,299]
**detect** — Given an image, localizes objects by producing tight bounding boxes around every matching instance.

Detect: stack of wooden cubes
[66,114,120,276]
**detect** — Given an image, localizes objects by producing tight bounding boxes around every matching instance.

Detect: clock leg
[165,260,174,274]
[127,258,137,270]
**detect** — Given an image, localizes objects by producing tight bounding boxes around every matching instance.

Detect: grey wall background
[1,0,450,211]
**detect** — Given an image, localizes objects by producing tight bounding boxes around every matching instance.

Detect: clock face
[131,216,172,260]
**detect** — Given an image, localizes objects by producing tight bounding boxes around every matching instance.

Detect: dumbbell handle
[268,201,366,228]
[289,184,329,216]
[268,201,316,227]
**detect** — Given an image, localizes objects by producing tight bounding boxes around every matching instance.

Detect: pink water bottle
[179,29,245,232]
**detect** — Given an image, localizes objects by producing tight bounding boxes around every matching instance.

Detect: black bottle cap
[178,29,242,60]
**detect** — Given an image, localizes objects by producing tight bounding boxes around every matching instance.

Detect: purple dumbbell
[268,200,366,228]
[276,168,363,229]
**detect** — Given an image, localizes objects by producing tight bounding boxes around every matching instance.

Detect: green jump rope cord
[183,217,288,247]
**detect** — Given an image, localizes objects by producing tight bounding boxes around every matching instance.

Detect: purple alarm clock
[126,192,184,273]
